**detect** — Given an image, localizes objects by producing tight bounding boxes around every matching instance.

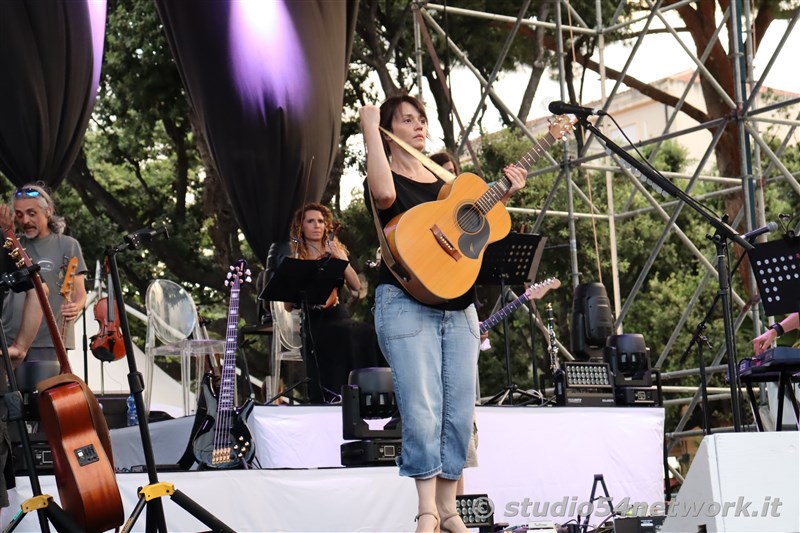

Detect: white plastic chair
[267,300,303,401]
[144,279,226,416]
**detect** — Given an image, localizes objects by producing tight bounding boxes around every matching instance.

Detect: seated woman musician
[286,202,382,404]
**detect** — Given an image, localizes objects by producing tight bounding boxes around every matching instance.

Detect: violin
[322,221,344,310]
[90,296,126,362]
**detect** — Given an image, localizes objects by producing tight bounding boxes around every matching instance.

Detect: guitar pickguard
[457,222,490,259]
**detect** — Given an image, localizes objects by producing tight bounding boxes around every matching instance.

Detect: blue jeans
[374,284,479,480]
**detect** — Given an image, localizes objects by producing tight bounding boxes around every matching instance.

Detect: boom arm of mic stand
[579,118,752,251]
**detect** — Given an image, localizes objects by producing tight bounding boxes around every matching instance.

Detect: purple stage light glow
[230,0,310,114]
[86,0,107,93]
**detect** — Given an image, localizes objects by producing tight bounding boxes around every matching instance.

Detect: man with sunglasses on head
[0,183,87,383]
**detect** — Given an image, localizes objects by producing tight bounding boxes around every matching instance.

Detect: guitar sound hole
[456,205,484,234]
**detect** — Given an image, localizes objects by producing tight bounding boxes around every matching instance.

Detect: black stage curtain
[0,0,105,188]
[155,0,358,264]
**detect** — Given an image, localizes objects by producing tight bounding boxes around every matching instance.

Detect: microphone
[548,100,606,116]
[124,224,170,247]
[742,221,778,241]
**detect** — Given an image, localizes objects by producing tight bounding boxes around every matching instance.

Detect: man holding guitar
[0,204,45,509]
[360,95,527,533]
[1,183,87,378]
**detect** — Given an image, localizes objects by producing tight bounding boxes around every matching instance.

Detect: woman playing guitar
[359,95,528,533]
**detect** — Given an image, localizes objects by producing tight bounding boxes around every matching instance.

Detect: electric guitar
[58,256,79,343]
[480,278,561,334]
[3,230,123,533]
[384,115,574,304]
[192,260,256,469]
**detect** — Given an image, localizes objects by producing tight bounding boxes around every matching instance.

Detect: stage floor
[3,405,665,532]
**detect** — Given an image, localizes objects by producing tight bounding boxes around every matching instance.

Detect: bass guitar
[57,256,79,343]
[480,278,561,334]
[384,115,574,304]
[191,259,256,468]
[3,230,123,533]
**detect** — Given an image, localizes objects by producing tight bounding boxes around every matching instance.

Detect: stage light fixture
[340,367,401,466]
[604,333,662,406]
[571,282,614,361]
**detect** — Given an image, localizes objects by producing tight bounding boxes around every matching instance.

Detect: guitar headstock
[60,257,80,299]
[547,115,577,141]
[225,259,252,287]
[525,277,562,301]
[3,229,33,270]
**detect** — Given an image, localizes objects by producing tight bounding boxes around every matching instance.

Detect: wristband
[769,322,785,338]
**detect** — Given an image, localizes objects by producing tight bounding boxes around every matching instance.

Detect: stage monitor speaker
[340,439,401,466]
[661,433,798,532]
[571,282,614,361]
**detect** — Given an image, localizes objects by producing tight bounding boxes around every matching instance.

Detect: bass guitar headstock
[225,259,252,288]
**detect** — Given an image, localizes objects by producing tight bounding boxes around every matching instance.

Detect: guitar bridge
[430,224,462,261]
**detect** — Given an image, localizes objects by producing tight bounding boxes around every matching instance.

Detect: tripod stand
[0,266,82,533]
[260,256,347,404]
[104,230,234,533]
[478,232,546,405]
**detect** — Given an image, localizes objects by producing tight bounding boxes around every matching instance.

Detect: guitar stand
[477,232,545,405]
[0,268,82,533]
[105,235,234,533]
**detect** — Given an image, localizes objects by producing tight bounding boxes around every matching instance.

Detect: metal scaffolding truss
[413,1,800,440]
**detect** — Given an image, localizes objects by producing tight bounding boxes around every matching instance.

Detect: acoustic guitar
[480,278,561,334]
[191,260,256,468]
[384,115,574,304]
[3,230,123,533]
[57,256,79,343]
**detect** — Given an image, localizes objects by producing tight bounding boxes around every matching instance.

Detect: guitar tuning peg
[224,280,230,287]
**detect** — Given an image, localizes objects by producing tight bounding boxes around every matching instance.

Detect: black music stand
[748,236,800,317]
[477,232,546,405]
[260,256,348,403]
[746,235,800,429]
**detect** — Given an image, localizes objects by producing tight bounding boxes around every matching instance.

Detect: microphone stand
[579,116,750,431]
[106,232,234,532]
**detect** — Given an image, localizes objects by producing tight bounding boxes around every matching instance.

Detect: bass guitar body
[191,373,256,469]
[386,172,511,304]
[37,381,124,533]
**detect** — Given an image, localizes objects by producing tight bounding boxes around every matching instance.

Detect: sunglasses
[14,187,42,198]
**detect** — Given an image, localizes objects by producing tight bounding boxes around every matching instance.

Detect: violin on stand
[90,261,126,395]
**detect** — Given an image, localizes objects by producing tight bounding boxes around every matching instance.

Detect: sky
[340,18,799,206]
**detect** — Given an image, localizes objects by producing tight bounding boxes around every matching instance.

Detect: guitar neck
[475,131,559,215]
[480,291,532,334]
[219,279,240,413]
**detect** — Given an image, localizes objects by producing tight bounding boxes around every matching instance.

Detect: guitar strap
[366,127,456,289]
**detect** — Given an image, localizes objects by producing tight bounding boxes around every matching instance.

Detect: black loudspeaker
[571,283,614,361]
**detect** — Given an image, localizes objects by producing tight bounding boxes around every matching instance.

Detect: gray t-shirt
[1,233,87,350]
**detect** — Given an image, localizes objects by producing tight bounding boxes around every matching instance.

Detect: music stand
[477,232,546,405]
[260,256,348,403]
[747,235,800,317]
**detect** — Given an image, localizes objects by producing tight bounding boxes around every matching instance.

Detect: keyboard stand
[740,366,800,431]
